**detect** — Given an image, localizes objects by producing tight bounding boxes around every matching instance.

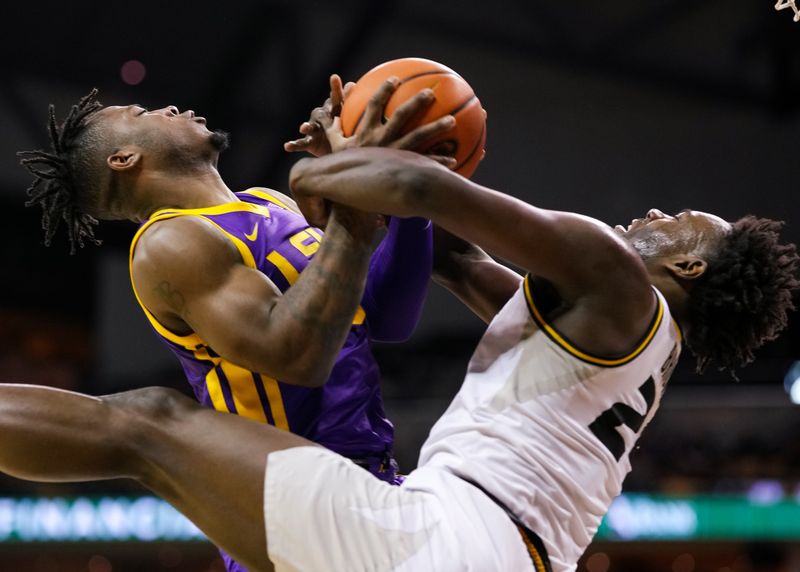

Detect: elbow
[432,249,471,291]
[288,158,314,195]
[432,258,458,289]
[228,339,332,389]
[262,360,330,388]
[280,371,328,388]
[388,165,437,218]
[288,356,332,387]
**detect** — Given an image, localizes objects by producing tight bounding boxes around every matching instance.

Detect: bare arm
[132,206,377,388]
[290,148,656,356]
[433,225,522,324]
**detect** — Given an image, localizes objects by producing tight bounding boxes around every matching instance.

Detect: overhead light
[121,60,146,86]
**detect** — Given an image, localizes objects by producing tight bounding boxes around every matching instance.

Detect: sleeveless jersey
[417,275,682,571]
[129,188,393,458]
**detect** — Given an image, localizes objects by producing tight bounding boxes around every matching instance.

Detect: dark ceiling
[4,0,800,193]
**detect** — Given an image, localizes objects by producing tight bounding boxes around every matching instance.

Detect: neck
[127,166,237,222]
[648,270,690,336]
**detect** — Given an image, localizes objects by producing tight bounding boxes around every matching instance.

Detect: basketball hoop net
[776,0,800,21]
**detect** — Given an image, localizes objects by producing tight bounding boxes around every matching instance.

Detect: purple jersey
[129,188,394,459]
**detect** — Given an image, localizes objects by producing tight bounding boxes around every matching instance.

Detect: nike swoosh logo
[245,223,258,242]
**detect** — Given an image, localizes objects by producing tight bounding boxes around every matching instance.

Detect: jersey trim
[149,200,272,220]
[523,275,663,367]
[517,525,552,572]
[265,251,366,326]
[241,188,295,212]
[129,208,261,348]
[460,476,552,572]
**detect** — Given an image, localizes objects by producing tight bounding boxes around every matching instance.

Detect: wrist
[326,207,377,252]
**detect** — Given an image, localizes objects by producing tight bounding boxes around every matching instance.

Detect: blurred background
[2,1,800,570]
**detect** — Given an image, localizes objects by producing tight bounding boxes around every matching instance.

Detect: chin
[209,130,230,153]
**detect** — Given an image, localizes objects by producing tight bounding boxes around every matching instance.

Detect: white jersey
[418,276,682,571]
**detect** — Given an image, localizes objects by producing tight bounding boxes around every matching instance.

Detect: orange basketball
[341,57,486,179]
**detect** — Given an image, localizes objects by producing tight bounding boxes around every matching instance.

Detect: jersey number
[588,377,655,461]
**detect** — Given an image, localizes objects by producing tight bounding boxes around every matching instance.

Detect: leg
[0,384,317,572]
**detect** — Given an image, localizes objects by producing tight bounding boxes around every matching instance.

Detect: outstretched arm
[433,226,522,324]
[363,216,433,342]
[132,205,378,388]
[290,148,657,357]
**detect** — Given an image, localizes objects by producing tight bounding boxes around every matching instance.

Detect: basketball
[341,57,486,178]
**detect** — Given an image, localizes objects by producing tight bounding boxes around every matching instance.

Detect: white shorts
[264,446,536,572]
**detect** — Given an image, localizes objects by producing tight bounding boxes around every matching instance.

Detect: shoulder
[132,215,242,284]
[549,220,658,356]
[241,187,302,216]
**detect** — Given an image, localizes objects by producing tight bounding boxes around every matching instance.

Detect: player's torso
[418,275,681,571]
[129,188,392,457]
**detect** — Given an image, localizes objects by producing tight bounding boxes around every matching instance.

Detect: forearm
[265,208,374,385]
[363,216,432,342]
[433,226,522,324]
[290,149,449,222]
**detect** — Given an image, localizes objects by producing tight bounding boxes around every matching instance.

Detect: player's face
[95,104,225,158]
[616,208,731,258]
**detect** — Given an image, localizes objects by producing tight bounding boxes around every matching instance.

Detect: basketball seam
[446,94,477,117]
[350,71,465,133]
[456,120,486,172]
[399,70,462,82]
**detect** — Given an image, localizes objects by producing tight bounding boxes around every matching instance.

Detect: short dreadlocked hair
[18,89,107,254]
[685,216,799,374]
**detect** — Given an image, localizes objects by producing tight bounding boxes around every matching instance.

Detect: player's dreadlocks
[686,216,799,374]
[18,89,104,254]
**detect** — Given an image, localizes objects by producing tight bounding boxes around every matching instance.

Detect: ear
[665,255,708,281]
[106,146,142,172]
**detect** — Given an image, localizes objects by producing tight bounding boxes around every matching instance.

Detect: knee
[100,386,196,422]
[101,387,196,450]
[99,387,199,483]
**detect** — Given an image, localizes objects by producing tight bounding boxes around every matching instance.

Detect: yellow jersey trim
[265,249,366,327]
[129,208,261,348]
[266,250,300,285]
[219,362,268,423]
[149,200,272,220]
[523,275,663,368]
[200,217,257,269]
[192,346,230,413]
[262,377,290,431]
[129,213,205,350]
[241,188,295,212]
[517,526,549,572]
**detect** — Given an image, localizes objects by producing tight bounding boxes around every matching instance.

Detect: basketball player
[4,125,797,570]
[17,78,456,572]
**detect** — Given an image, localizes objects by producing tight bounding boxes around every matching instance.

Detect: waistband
[459,477,553,572]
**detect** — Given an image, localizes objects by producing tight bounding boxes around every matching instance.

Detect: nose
[646,209,667,221]
[166,105,179,116]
